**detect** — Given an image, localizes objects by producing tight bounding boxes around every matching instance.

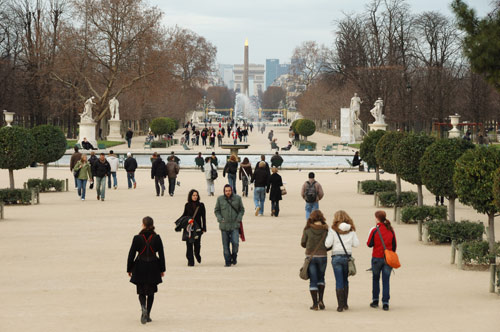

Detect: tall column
[243,39,249,96]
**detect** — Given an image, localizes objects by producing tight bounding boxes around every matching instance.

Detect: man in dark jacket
[70,146,82,189]
[125,128,133,148]
[88,151,98,184]
[92,153,111,201]
[255,155,270,174]
[251,161,270,216]
[166,157,180,196]
[270,152,283,168]
[124,152,138,189]
[151,153,166,196]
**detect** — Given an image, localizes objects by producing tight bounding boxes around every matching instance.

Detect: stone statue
[349,93,363,141]
[109,97,120,120]
[350,93,362,122]
[370,97,385,124]
[81,97,95,123]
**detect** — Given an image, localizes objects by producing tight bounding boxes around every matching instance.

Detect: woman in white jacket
[204,157,216,196]
[325,210,359,312]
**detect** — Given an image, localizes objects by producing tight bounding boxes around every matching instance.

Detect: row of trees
[291,0,500,132]
[0,0,217,135]
[361,129,499,290]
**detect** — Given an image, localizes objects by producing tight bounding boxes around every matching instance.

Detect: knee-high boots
[309,290,319,310]
[317,285,325,310]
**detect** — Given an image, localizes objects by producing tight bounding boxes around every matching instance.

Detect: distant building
[266,59,290,89]
[233,64,265,96]
[218,64,234,89]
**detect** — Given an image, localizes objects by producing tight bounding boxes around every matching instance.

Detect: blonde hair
[332,210,356,232]
[258,161,266,168]
[271,166,278,173]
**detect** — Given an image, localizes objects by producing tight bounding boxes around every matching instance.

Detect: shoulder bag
[300,232,327,280]
[336,231,357,276]
[226,198,245,242]
[182,207,200,242]
[376,226,401,269]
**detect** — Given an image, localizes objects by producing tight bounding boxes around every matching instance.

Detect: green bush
[291,119,302,133]
[150,117,177,136]
[26,178,64,192]
[31,125,66,180]
[151,141,166,148]
[360,130,386,169]
[296,119,316,139]
[375,131,406,174]
[297,141,316,149]
[361,180,396,194]
[462,240,500,265]
[401,205,447,224]
[426,220,484,244]
[0,189,32,204]
[377,191,418,207]
[0,126,36,188]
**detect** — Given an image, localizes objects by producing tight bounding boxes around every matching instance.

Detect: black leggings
[139,294,155,315]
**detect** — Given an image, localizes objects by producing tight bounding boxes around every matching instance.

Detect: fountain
[234,93,258,120]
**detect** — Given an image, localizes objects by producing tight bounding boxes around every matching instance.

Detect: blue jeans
[228,173,237,194]
[108,172,117,188]
[254,187,266,215]
[372,257,392,304]
[95,176,106,199]
[332,255,349,289]
[271,200,280,216]
[221,229,239,265]
[308,257,327,290]
[126,138,131,148]
[73,174,78,188]
[127,172,136,188]
[76,179,87,199]
[305,201,319,220]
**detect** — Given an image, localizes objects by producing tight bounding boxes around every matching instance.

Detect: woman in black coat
[267,166,283,217]
[127,216,166,324]
[182,189,207,266]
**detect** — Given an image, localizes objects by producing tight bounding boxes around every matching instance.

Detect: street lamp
[203,95,207,122]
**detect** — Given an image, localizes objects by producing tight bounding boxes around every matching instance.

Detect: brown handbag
[300,232,327,280]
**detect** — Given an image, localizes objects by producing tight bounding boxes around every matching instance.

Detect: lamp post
[406,82,412,131]
[203,95,207,122]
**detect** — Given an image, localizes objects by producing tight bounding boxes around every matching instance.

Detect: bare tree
[290,40,329,87]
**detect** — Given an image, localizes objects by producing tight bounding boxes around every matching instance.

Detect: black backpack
[210,163,218,180]
[305,181,317,203]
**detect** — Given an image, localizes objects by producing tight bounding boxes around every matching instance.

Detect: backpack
[210,163,218,180]
[305,181,317,203]
[201,131,206,137]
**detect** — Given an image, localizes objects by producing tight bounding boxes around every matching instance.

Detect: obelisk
[243,38,249,96]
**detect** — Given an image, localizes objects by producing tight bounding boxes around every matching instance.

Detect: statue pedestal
[78,121,97,148]
[369,123,388,132]
[107,119,123,141]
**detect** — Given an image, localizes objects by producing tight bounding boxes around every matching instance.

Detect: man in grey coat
[214,185,245,267]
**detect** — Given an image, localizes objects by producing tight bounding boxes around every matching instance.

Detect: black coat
[223,161,238,176]
[182,202,206,232]
[252,166,270,187]
[126,130,133,139]
[254,161,270,174]
[267,173,283,201]
[92,159,111,178]
[127,231,166,285]
[124,157,138,172]
[151,157,166,178]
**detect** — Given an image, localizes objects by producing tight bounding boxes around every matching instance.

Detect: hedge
[26,178,64,192]
[361,180,396,194]
[151,141,167,148]
[401,205,447,224]
[426,220,484,244]
[0,189,32,204]
[462,240,500,265]
[377,191,418,207]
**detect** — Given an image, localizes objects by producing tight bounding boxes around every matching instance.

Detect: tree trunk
[43,163,48,181]
[487,213,496,293]
[396,174,401,199]
[417,184,423,206]
[376,166,380,181]
[9,169,14,189]
[448,197,455,222]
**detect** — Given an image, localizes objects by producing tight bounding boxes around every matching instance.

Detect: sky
[151,0,493,65]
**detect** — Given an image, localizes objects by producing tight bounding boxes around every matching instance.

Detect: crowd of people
[180,120,253,147]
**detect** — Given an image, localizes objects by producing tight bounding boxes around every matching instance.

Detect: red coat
[367,222,397,258]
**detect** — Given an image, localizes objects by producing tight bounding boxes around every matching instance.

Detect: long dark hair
[375,210,393,232]
[187,189,200,204]
[141,216,155,233]
[304,210,326,230]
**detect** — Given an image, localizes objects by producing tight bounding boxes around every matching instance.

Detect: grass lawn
[66,140,124,149]
[349,143,360,149]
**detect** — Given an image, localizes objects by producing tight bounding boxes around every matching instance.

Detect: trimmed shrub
[297,141,317,149]
[296,119,316,139]
[0,189,32,204]
[361,180,396,194]
[31,125,67,180]
[26,178,64,192]
[151,141,166,148]
[360,130,386,169]
[150,117,177,136]
[462,240,500,265]
[377,191,418,207]
[0,126,36,189]
[426,220,484,244]
[375,131,406,174]
[291,119,302,133]
[401,205,447,224]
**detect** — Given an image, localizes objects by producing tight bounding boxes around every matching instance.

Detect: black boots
[370,300,379,308]
[336,289,345,312]
[309,290,319,310]
[140,304,147,324]
[344,285,349,310]
[317,285,325,310]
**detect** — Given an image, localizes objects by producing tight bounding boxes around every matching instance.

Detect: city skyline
[151,0,491,65]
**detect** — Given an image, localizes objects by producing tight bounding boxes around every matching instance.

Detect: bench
[271,142,279,151]
[98,143,106,150]
[346,158,364,171]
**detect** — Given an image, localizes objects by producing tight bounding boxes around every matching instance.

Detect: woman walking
[127,216,166,324]
[325,210,359,312]
[181,189,207,266]
[239,157,252,197]
[73,154,93,201]
[223,154,239,194]
[367,210,397,311]
[205,157,216,196]
[301,210,329,310]
[266,166,283,217]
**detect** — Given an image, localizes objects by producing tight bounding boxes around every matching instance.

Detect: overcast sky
[151,0,493,65]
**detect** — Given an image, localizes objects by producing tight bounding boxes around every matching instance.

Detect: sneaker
[382,304,389,311]
[255,207,260,216]
[134,182,137,189]
[370,301,379,308]
[114,186,117,190]
[81,198,85,201]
